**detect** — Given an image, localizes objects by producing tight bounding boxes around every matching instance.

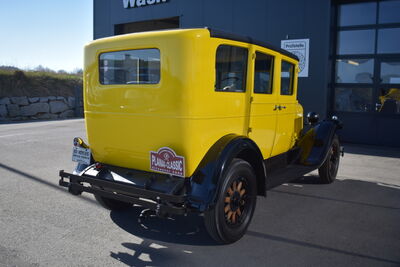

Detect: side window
[215,45,248,92]
[281,60,295,95]
[254,52,274,94]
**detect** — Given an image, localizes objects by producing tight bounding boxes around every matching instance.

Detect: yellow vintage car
[59,28,342,244]
[378,88,400,113]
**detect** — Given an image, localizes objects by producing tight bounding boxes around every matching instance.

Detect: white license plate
[72,146,91,165]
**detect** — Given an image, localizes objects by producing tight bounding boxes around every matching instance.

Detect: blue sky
[0,0,93,72]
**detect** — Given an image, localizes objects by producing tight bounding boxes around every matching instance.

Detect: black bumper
[59,170,189,215]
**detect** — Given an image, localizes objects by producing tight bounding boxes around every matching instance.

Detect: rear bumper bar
[59,170,189,215]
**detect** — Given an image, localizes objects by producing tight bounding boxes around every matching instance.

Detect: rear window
[99,49,160,85]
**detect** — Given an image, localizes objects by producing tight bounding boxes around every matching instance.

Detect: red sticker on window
[150,147,185,177]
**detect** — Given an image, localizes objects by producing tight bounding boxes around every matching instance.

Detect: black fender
[297,119,342,168]
[188,134,266,212]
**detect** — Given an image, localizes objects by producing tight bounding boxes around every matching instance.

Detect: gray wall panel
[94,0,332,118]
[203,1,234,31]
[231,0,268,40]
[300,0,331,118]
[94,0,112,38]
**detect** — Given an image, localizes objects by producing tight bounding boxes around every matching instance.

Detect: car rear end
[83,29,195,175]
[59,29,209,215]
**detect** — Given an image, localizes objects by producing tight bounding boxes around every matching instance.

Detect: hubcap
[224,180,246,224]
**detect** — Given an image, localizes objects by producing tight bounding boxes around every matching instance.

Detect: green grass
[0,69,82,98]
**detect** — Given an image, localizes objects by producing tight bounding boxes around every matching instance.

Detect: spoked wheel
[224,179,247,225]
[204,159,257,244]
[318,135,340,184]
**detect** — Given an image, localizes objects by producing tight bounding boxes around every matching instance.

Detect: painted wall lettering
[123,0,168,9]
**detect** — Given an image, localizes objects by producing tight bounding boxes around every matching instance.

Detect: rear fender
[188,134,266,211]
[298,119,342,168]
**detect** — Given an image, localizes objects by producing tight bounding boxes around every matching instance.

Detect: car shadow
[109,239,187,267]
[110,207,217,246]
[291,174,321,184]
[108,178,400,266]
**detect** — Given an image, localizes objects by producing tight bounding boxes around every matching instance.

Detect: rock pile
[0,96,82,121]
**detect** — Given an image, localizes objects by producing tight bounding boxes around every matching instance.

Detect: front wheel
[318,135,340,184]
[204,159,257,244]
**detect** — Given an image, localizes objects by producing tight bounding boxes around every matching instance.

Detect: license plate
[72,146,91,165]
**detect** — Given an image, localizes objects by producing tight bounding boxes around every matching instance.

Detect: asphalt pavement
[1,119,399,267]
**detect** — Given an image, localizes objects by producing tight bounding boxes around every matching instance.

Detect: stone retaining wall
[0,96,83,122]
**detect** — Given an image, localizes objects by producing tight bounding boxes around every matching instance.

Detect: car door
[271,58,298,156]
[247,50,278,159]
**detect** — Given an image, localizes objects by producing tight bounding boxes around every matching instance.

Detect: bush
[0,68,82,97]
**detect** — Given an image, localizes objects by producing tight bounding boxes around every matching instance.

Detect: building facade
[94,0,400,147]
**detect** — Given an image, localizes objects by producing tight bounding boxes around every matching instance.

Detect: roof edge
[206,28,299,61]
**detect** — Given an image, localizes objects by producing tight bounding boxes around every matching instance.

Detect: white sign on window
[123,0,168,9]
[281,39,310,77]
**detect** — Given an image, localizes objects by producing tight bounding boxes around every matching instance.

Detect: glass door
[332,0,400,146]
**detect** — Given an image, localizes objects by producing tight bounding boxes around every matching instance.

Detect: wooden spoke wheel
[224,179,247,225]
[204,159,257,244]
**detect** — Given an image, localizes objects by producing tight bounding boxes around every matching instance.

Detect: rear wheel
[93,186,132,211]
[204,159,257,244]
[318,135,340,184]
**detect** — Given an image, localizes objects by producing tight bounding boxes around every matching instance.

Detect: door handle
[274,105,286,111]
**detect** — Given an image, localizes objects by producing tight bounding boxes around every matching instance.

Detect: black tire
[318,135,340,184]
[204,159,257,244]
[93,188,132,211]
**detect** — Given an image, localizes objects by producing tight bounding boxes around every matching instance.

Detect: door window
[280,61,294,95]
[336,59,374,83]
[377,28,400,54]
[337,30,376,55]
[379,0,400,24]
[215,45,248,92]
[334,87,373,112]
[380,61,400,84]
[254,52,274,94]
[338,2,376,26]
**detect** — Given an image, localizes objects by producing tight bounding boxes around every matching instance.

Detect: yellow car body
[84,28,303,177]
[60,28,342,244]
